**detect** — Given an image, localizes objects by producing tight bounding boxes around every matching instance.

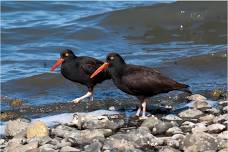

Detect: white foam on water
[0,109,119,135]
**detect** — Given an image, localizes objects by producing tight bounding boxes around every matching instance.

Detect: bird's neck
[109,63,125,79]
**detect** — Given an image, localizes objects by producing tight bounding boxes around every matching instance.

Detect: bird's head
[90,52,125,78]
[50,49,75,72]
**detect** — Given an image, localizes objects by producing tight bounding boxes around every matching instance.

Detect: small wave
[80,1,227,44]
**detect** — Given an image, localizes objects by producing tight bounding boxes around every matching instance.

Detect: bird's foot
[72,98,81,104]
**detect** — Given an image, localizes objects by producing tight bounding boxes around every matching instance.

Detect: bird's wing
[80,58,103,75]
[121,65,177,94]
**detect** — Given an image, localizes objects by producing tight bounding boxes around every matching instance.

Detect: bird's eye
[65,53,69,57]
[110,56,114,60]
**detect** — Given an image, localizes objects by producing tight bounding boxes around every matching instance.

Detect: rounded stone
[26,121,49,139]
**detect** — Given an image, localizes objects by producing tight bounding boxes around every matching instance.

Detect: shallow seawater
[1,1,227,115]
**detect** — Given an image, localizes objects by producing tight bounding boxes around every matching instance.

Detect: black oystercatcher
[90,53,191,118]
[50,49,110,103]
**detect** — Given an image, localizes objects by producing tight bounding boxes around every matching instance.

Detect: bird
[90,53,192,119]
[50,49,110,103]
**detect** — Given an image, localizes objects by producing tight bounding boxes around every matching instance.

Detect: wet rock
[211,89,224,99]
[108,106,116,111]
[26,120,49,139]
[222,106,228,113]
[186,94,207,101]
[218,140,228,150]
[0,139,5,145]
[166,127,183,135]
[9,99,23,107]
[6,136,26,146]
[68,129,112,145]
[192,100,211,110]
[5,119,29,136]
[5,141,21,152]
[49,138,62,146]
[171,134,185,143]
[103,127,160,151]
[56,139,71,149]
[222,120,228,126]
[218,131,228,140]
[152,121,175,135]
[103,138,142,152]
[162,114,182,122]
[207,123,226,133]
[180,121,196,133]
[39,144,57,151]
[51,125,78,138]
[70,113,124,130]
[166,139,179,149]
[13,129,26,139]
[219,100,228,107]
[84,141,102,152]
[60,146,80,152]
[178,109,203,119]
[128,127,161,147]
[191,123,208,133]
[141,116,177,135]
[0,111,18,121]
[213,114,228,123]
[199,114,215,124]
[159,146,181,152]
[28,136,52,146]
[218,148,228,152]
[6,141,38,152]
[204,107,220,115]
[183,132,218,151]
[141,115,161,129]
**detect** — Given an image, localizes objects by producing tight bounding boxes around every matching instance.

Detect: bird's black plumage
[91,52,191,118]
[51,49,110,103]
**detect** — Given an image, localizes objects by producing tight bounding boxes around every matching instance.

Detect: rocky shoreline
[0,93,227,152]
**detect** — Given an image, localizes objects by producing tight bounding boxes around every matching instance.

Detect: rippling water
[1,1,227,109]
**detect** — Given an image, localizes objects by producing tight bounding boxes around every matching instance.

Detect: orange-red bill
[50,58,64,72]
[90,62,109,78]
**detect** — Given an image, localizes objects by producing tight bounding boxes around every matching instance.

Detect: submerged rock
[26,120,49,139]
[5,119,29,136]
